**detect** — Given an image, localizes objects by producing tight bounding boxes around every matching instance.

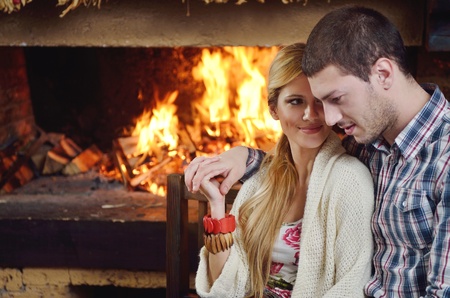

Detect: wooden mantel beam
[0,0,425,47]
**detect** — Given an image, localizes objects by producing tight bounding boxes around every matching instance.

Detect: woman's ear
[270,106,279,120]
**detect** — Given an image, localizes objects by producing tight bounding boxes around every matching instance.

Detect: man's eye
[331,96,341,103]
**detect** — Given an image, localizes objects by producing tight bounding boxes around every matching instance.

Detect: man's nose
[323,104,342,126]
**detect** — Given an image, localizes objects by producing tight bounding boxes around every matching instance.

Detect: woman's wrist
[209,204,225,219]
[203,213,236,254]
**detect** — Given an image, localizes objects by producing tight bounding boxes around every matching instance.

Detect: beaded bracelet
[203,232,234,254]
[203,214,236,254]
[203,214,236,234]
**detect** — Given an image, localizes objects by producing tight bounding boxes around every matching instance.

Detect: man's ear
[372,58,394,89]
[269,106,279,120]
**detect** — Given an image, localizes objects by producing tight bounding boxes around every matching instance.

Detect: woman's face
[271,74,332,150]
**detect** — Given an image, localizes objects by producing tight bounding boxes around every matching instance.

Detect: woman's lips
[301,125,323,134]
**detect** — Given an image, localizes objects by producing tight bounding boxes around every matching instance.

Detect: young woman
[192,43,374,298]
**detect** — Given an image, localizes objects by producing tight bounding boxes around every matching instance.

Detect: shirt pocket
[391,188,434,250]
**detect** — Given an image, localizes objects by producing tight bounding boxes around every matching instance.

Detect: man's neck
[383,78,430,145]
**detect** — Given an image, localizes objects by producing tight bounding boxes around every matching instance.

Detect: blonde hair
[239,43,305,297]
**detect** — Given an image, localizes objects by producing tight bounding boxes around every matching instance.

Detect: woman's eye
[288,98,303,105]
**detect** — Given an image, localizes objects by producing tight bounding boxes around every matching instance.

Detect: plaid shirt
[243,84,450,297]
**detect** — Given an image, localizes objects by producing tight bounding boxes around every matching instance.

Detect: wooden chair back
[166,173,239,298]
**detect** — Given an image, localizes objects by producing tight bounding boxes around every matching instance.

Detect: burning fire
[191,46,281,147]
[131,90,180,157]
[116,46,281,195]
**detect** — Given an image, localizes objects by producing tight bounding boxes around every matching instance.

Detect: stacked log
[0,127,104,194]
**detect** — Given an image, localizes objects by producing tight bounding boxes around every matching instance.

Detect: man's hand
[184,146,249,196]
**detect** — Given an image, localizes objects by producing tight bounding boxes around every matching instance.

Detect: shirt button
[402,201,407,207]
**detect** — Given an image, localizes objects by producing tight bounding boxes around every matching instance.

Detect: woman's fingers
[199,176,223,203]
[184,156,220,192]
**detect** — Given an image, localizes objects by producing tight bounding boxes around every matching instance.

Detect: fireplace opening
[24,46,206,153]
[1,45,282,196]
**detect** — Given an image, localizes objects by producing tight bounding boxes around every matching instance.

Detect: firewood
[129,157,172,187]
[42,145,71,175]
[127,156,141,169]
[15,163,34,185]
[31,143,53,172]
[47,148,70,164]
[60,136,82,158]
[0,126,47,187]
[112,139,134,189]
[46,132,65,147]
[62,144,103,175]
[178,126,197,155]
[1,159,34,193]
[116,136,139,157]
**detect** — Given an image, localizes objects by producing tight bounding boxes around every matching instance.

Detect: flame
[124,46,282,196]
[131,90,179,156]
[192,49,232,137]
[192,46,281,146]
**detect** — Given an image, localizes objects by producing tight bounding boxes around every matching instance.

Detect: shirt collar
[369,84,448,159]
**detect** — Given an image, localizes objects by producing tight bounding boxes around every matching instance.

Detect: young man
[184,5,450,298]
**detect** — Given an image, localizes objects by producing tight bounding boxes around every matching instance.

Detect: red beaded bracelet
[203,214,236,234]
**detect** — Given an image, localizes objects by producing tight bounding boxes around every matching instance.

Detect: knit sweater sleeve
[195,172,263,298]
[323,155,375,297]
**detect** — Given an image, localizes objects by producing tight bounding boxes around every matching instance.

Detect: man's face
[307,65,396,144]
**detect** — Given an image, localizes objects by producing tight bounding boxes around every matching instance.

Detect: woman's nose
[302,104,319,121]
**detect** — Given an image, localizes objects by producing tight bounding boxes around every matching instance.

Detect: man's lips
[341,124,356,135]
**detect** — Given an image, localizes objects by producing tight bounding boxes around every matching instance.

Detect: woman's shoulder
[326,154,374,212]
[321,133,371,180]
[332,153,373,184]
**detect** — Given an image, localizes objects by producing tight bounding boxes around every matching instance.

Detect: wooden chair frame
[166,173,239,298]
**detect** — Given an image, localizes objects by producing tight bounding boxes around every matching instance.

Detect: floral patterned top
[264,219,302,298]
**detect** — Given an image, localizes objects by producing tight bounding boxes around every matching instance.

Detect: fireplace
[0,0,429,190]
[0,0,442,296]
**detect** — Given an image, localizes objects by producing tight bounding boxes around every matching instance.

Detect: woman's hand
[184,146,249,196]
[198,174,226,217]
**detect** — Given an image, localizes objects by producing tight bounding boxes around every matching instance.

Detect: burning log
[112,138,135,189]
[177,125,197,157]
[129,157,172,187]
[112,133,189,194]
[116,136,139,157]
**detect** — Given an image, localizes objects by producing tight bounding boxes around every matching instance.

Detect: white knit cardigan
[196,132,375,298]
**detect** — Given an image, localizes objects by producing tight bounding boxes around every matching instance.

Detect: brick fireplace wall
[0,48,35,146]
